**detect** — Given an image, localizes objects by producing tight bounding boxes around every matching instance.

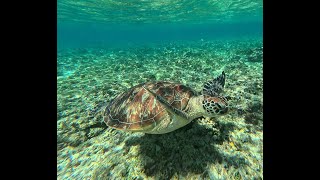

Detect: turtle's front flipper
[203,71,225,96]
[143,86,190,121]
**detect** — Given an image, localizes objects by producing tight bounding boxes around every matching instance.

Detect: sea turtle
[103,71,229,134]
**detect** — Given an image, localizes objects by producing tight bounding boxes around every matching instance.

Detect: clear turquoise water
[58,0,262,50]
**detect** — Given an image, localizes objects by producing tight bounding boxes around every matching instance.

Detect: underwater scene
[58,0,263,179]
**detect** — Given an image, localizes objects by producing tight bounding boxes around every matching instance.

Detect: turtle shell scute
[104,81,197,131]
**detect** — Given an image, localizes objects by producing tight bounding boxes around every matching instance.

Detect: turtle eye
[219,107,228,114]
[203,96,229,115]
[215,102,228,114]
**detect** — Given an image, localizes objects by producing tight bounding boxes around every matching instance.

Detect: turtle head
[201,71,229,116]
[202,95,229,116]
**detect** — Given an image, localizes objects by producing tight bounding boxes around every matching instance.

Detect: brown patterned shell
[103,81,197,132]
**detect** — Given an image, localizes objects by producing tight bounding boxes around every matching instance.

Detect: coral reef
[57,38,263,179]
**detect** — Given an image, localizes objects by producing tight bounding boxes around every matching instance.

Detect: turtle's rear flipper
[202,71,225,96]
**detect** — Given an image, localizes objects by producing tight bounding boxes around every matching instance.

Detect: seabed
[57,38,263,180]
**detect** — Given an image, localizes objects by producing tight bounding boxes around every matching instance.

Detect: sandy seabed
[57,38,263,180]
